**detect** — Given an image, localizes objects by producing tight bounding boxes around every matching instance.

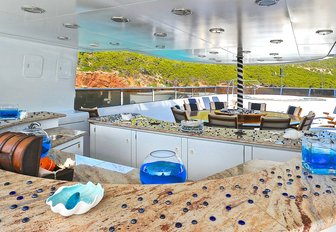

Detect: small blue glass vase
[302,135,336,175]
[140,150,187,184]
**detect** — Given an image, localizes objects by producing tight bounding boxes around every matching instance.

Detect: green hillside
[77,51,336,88]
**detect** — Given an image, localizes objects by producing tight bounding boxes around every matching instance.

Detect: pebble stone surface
[0,158,335,231]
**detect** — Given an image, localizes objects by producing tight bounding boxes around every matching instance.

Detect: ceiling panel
[0,0,335,64]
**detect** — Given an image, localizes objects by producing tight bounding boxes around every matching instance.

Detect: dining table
[190,110,301,128]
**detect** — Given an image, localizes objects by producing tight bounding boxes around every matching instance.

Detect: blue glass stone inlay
[277,183,283,186]
[287,174,292,177]
[253,186,258,190]
[22,217,30,223]
[262,190,268,195]
[26,181,33,185]
[277,176,282,179]
[301,187,307,191]
[191,220,198,225]
[235,185,240,189]
[10,204,18,209]
[289,195,296,199]
[288,179,294,182]
[308,175,313,179]
[315,184,321,188]
[287,182,292,185]
[4,182,10,186]
[270,171,275,174]
[16,196,24,200]
[165,200,172,205]
[36,189,43,193]
[295,166,300,170]
[175,222,182,228]
[183,207,189,213]
[121,204,127,209]
[31,193,38,198]
[192,193,198,198]
[264,194,269,198]
[282,193,288,197]
[219,186,225,190]
[160,214,165,219]
[130,219,137,224]
[186,201,192,206]
[9,191,16,195]
[248,199,254,204]
[286,169,290,172]
[259,178,265,183]
[22,206,29,211]
[202,186,208,190]
[203,201,209,206]
[109,226,115,232]
[209,216,216,221]
[332,178,336,182]
[296,175,301,179]
[49,192,55,196]
[226,194,231,198]
[225,206,231,211]
[153,199,158,204]
[238,220,245,225]
[138,208,145,213]
[167,191,173,195]
[302,194,308,199]
[137,197,143,201]
[326,190,332,194]
[50,186,56,191]
[314,192,320,196]
[303,172,308,176]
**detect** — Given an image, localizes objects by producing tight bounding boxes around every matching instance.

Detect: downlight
[63,23,80,29]
[21,6,46,14]
[270,39,283,44]
[316,29,333,35]
[155,45,165,49]
[154,32,167,37]
[109,42,120,46]
[209,51,219,55]
[57,36,69,41]
[255,0,279,6]
[171,8,192,16]
[269,52,279,56]
[209,28,225,34]
[89,43,99,47]
[198,54,206,58]
[111,17,130,23]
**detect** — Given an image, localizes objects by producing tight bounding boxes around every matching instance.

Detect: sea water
[302,139,336,175]
[140,161,187,184]
[41,136,51,158]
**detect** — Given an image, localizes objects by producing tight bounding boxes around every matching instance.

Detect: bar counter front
[0,156,335,232]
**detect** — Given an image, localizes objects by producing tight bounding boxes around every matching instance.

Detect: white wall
[0,36,77,112]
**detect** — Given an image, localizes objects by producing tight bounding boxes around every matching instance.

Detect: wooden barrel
[0,132,42,176]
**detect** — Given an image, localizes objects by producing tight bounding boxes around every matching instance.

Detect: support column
[237,55,244,109]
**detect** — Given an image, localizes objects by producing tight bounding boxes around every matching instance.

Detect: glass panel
[74,90,121,109]
[123,89,153,104]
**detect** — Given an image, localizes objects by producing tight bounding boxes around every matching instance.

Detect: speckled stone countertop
[0,157,335,231]
[89,114,302,151]
[0,111,65,130]
[45,127,87,148]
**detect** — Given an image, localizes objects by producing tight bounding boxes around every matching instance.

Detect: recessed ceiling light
[274,56,282,60]
[209,58,216,61]
[316,29,333,35]
[216,59,222,62]
[198,54,206,58]
[111,17,130,23]
[270,39,283,44]
[171,8,192,16]
[63,23,80,29]
[109,42,120,46]
[209,28,225,33]
[257,59,265,62]
[255,0,279,6]
[269,52,279,56]
[209,51,219,55]
[21,6,46,14]
[242,50,251,54]
[89,43,99,47]
[154,32,167,37]
[57,36,69,40]
[155,45,165,49]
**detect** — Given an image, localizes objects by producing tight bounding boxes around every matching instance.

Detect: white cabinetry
[90,124,132,166]
[136,132,182,168]
[253,147,300,162]
[187,139,244,181]
[54,137,84,155]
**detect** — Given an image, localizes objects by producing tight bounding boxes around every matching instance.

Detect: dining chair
[188,98,197,104]
[184,103,201,111]
[260,117,291,130]
[297,111,315,131]
[248,102,266,111]
[212,96,220,102]
[202,97,211,110]
[286,105,302,117]
[210,101,228,111]
[171,107,191,123]
[208,114,238,129]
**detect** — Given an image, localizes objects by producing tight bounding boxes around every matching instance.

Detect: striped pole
[237,54,244,109]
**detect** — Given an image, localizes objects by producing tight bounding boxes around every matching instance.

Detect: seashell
[46,181,104,217]
[283,128,303,140]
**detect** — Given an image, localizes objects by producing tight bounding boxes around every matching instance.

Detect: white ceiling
[0,0,335,64]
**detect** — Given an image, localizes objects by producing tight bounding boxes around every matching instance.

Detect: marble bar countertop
[46,127,87,148]
[89,114,302,151]
[0,111,65,130]
[47,149,140,185]
[0,157,335,231]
